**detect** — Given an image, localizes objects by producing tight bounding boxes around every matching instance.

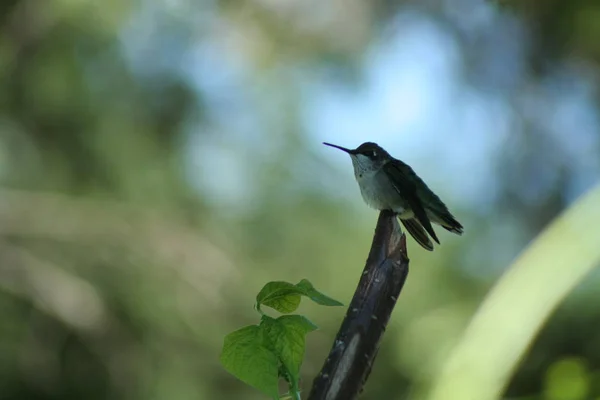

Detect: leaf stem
[254,302,265,316]
[290,380,301,400]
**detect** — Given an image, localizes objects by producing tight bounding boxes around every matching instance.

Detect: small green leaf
[295,279,344,307]
[256,280,343,313]
[220,325,279,398]
[256,281,303,313]
[261,315,318,382]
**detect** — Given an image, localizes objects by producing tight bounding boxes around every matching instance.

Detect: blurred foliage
[429,184,600,400]
[0,0,599,399]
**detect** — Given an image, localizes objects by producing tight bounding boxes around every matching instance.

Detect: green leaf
[261,315,318,385]
[256,281,303,313]
[256,280,343,314]
[295,279,344,307]
[220,325,279,398]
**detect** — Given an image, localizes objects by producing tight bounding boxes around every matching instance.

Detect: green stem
[290,380,301,400]
[254,302,265,316]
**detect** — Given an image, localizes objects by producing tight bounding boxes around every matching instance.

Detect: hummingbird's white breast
[354,166,411,218]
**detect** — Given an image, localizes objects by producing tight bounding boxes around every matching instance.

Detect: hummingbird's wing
[400,218,434,251]
[383,160,440,244]
[434,211,464,235]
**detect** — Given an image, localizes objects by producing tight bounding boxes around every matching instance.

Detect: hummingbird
[323,141,463,251]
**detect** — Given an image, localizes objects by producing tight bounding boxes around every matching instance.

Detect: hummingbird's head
[323,141,390,176]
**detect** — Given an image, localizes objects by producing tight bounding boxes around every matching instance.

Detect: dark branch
[308,210,409,400]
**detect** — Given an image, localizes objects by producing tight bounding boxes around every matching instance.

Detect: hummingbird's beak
[323,142,355,154]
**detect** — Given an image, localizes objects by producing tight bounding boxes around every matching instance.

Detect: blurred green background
[1,0,600,399]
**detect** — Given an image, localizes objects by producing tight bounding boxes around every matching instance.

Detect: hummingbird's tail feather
[401,218,434,251]
[438,213,464,235]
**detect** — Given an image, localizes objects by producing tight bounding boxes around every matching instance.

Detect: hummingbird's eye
[369,150,377,158]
